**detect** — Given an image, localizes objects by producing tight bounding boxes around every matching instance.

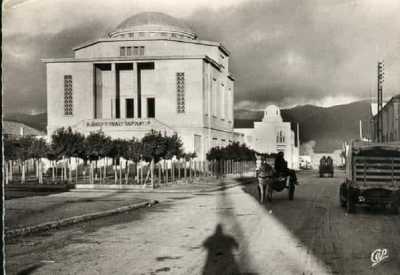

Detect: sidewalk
[5,176,255,238]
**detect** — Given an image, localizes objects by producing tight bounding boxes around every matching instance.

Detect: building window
[64,75,73,116]
[120,46,126,56]
[126,46,132,56]
[129,33,134,38]
[126,98,134,118]
[139,32,145,37]
[212,78,217,117]
[132,46,145,56]
[220,83,225,119]
[147,98,155,118]
[176,72,185,113]
[276,130,285,143]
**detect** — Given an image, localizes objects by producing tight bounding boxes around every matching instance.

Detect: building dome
[108,12,197,40]
[263,105,283,122]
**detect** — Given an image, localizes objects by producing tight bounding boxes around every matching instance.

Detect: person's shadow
[202,224,240,275]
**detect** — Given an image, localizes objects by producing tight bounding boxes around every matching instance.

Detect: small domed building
[235,105,299,169]
[43,12,238,159]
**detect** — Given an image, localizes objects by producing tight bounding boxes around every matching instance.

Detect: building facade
[43,12,239,160]
[235,105,299,169]
[371,94,400,142]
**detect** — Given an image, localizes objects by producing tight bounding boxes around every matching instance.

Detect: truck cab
[339,141,400,214]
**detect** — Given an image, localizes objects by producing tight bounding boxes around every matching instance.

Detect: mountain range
[3,100,372,153]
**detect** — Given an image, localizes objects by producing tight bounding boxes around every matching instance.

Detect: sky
[2,0,400,114]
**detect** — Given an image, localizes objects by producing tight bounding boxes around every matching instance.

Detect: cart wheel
[288,183,295,200]
[258,184,264,203]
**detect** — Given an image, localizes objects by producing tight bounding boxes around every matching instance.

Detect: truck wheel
[391,202,399,214]
[346,190,355,213]
[339,184,346,207]
[288,184,295,200]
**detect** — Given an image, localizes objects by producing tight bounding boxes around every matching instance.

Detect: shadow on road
[201,179,258,275]
[202,224,240,275]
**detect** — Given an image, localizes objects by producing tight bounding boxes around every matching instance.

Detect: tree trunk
[125,160,129,184]
[95,160,98,182]
[151,159,154,189]
[114,159,118,184]
[164,160,167,183]
[75,159,79,184]
[171,160,175,183]
[21,160,26,184]
[177,160,181,180]
[104,158,107,182]
[119,158,122,185]
[158,162,162,185]
[184,160,187,183]
[68,158,72,183]
[51,161,55,182]
[38,159,42,184]
[9,161,13,182]
[140,165,143,185]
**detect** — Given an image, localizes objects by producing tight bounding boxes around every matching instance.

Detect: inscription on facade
[86,120,151,127]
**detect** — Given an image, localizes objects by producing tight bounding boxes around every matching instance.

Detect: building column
[110,63,116,118]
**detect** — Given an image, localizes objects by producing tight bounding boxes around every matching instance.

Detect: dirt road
[6,170,400,274]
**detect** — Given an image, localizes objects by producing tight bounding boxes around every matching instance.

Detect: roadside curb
[5,200,158,239]
[71,178,257,194]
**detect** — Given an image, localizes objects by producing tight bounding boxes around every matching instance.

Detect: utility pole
[377,61,384,142]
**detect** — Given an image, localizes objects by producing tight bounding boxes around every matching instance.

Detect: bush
[206,142,256,161]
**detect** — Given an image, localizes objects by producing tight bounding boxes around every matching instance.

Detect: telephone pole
[377,61,384,142]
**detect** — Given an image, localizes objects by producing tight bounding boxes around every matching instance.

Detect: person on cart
[274,152,298,185]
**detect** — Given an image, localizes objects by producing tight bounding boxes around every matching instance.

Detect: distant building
[42,12,237,160]
[371,94,400,142]
[2,121,46,139]
[235,105,299,169]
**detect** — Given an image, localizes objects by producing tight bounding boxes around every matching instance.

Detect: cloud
[187,0,400,108]
[2,0,400,113]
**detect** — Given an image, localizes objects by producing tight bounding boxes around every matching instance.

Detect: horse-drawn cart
[257,157,296,202]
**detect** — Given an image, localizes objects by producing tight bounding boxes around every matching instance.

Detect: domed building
[235,105,299,169]
[43,12,238,159]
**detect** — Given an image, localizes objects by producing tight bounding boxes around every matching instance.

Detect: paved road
[6,170,400,274]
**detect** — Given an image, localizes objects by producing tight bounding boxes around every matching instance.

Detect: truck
[319,156,334,177]
[339,141,400,214]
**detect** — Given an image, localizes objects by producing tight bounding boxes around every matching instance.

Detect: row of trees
[4,127,257,184]
[4,128,196,163]
[4,128,196,184]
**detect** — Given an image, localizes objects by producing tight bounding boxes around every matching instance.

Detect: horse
[257,161,274,203]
